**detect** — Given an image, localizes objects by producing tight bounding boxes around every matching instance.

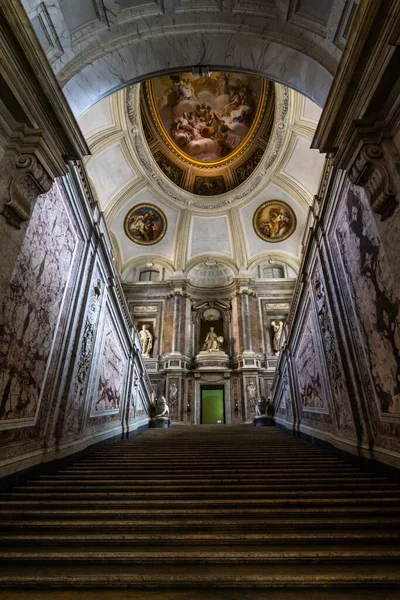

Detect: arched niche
[192,300,231,357]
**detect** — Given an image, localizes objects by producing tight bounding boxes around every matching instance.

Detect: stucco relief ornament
[246,381,257,413]
[126,84,289,211]
[168,380,179,418]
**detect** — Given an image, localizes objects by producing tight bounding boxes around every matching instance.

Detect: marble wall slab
[0,182,79,424]
[334,185,400,417]
[93,311,127,414]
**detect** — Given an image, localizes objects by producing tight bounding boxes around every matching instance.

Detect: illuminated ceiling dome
[140,71,274,196]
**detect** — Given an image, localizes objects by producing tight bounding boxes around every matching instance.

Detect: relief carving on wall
[313,269,354,431]
[94,315,127,413]
[1,153,52,229]
[64,274,103,434]
[168,379,179,420]
[336,186,400,415]
[246,380,257,415]
[0,183,77,421]
[294,307,327,413]
[348,143,398,221]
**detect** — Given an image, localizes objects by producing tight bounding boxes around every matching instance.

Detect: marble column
[172,293,182,354]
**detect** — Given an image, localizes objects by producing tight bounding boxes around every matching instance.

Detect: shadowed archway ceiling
[23,0,357,116]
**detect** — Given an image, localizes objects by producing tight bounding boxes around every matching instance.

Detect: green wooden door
[201,387,224,424]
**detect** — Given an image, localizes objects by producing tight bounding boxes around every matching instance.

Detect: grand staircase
[1,425,400,599]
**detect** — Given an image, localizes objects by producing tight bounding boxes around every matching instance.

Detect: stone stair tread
[2,516,400,528]
[2,548,400,563]
[2,426,399,591]
[3,531,399,544]
[1,562,400,588]
[3,506,400,518]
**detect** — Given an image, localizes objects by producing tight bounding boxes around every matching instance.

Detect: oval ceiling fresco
[145,72,268,167]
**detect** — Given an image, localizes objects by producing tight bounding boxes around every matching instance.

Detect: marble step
[2,517,400,534]
[36,468,361,477]
[4,486,400,500]
[2,530,399,546]
[0,496,400,516]
[2,547,400,564]
[10,479,395,492]
[0,562,399,589]
[3,494,400,506]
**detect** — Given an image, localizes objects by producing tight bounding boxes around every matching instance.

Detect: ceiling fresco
[124,203,167,246]
[253,200,297,243]
[141,72,274,196]
[81,83,326,279]
[146,72,266,166]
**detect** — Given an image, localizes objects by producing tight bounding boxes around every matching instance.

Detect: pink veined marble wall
[0,183,78,422]
[93,313,127,413]
[334,185,400,418]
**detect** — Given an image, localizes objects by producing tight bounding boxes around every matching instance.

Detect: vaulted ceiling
[78,78,324,281]
[23,0,358,116]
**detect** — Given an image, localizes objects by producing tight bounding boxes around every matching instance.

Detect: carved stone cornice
[348,143,398,221]
[312,0,400,220]
[1,151,52,228]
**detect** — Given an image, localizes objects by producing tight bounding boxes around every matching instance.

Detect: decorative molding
[125,84,290,211]
[1,153,52,229]
[348,143,398,221]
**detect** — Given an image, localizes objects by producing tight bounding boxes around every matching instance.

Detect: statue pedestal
[150,417,171,428]
[253,415,274,427]
[195,351,229,370]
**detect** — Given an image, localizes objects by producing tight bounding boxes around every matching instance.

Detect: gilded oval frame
[124,203,167,246]
[253,200,297,243]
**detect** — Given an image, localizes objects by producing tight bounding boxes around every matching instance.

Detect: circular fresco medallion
[253,200,296,243]
[124,203,167,246]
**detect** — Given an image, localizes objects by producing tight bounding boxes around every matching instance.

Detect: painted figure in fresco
[202,327,224,352]
[260,209,290,239]
[156,72,259,162]
[139,324,153,357]
[154,396,169,418]
[127,211,161,243]
[271,320,284,354]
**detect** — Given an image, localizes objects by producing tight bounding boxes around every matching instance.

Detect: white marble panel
[86,143,137,210]
[78,96,114,139]
[302,97,322,123]
[189,216,232,258]
[282,136,325,196]
[240,184,307,259]
[110,188,180,263]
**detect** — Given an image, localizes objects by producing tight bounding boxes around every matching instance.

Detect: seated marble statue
[153,396,169,419]
[202,326,224,352]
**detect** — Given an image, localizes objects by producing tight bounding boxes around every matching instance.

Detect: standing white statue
[202,327,224,352]
[271,320,284,355]
[139,324,153,357]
